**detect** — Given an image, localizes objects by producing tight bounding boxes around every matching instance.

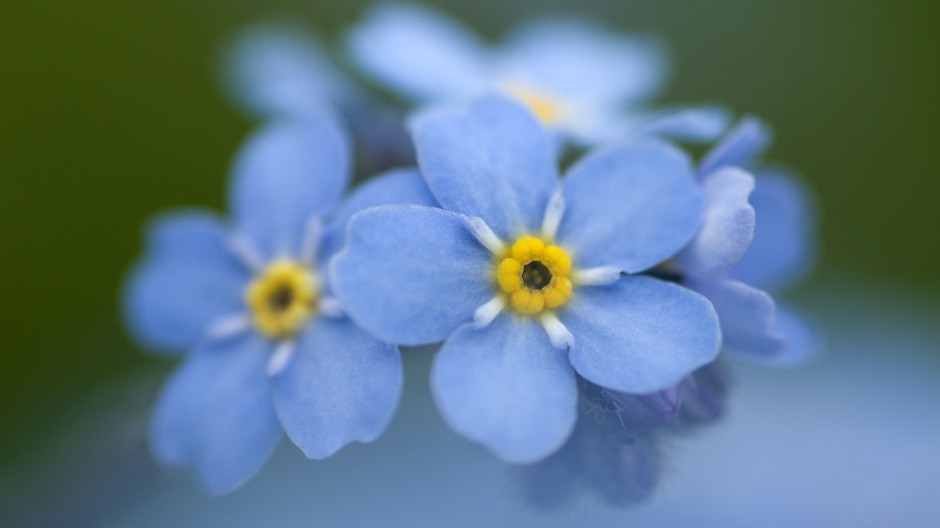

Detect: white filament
[540,313,574,350]
[465,216,506,255]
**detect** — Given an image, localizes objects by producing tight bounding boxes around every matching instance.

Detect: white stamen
[540,313,574,350]
[573,266,622,285]
[465,216,506,255]
[267,340,296,376]
[205,314,252,341]
[472,296,505,328]
[318,296,345,319]
[540,191,565,240]
[300,216,325,267]
[229,233,266,273]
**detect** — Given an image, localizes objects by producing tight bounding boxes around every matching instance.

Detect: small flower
[674,116,820,365]
[124,116,436,493]
[346,3,729,146]
[331,95,720,462]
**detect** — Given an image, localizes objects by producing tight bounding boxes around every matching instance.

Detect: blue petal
[330,206,493,346]
[319,167,437,263]
[580,381,680,429]
[150,333,281,494]
[500,18,669,106]
[763,305,822,366]
[675,167,756,278]
[346,3,488,101]
[730,168,817,290]
[272,317,402,459]
[625,105,732,143]
[412,95,558,239]
[431,315,577,463]
[699,116,772,176]
[556,140,703,272]
[577,426,661,506]
[229,116,350,259]
[562,276,720,393]
[124,211,249,352]
[686,277,787,362]
[677,362,729,424]
[220,24,356,119]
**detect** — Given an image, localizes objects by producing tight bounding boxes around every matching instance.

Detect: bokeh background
[2,0,939,525]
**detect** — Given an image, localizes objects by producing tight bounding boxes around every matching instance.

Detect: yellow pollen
[495,236,574,315]
[246,259,318,339]
[505,86,564,125]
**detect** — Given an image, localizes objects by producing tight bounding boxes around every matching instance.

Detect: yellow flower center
[246,260,318,339]
[496,236,573,315]
[505,86,565,125]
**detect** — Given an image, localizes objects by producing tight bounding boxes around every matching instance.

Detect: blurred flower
[331,95,720,463]
[346,2,729,146]
[124,116,436,493]
[676,117,820,365]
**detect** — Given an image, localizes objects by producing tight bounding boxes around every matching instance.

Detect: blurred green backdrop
[1,0,938,472]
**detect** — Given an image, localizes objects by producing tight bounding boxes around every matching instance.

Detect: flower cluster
[124,3,818,499]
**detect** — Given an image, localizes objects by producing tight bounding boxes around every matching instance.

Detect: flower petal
[763,305,822,366]
[675,167,756,278]
[124,211,249,352]
[412,94,558,239]
[699,116,772,176]
[562,276,720,393]
[220,24,356,118]
[687,277,787,362]
[500,17,669,106]
[330,205,493,345]
[272,317,402,459]
[346,3,488,101]
[319,168,437,263]
[431,315,577,463]
[580,380,681,429]
[229,116,350,259]
[730,168,817,290]
[556,140,703,272]
[150,333,281,494]
[625,105,732,143]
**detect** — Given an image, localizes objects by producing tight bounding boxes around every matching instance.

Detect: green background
[1,0,938,471]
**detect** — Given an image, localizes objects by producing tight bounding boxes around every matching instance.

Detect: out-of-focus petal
[731,168,817,291]
[562,276,720,394]
[124,211,249,352]
[346,3,488,101]
[699,116,772,176]
[272,317,402,459]
[762,304,822,367]
[431,315,577,463]
[412,95,558,239]
[557,140,702,273]
[675,167,756,278]
[625,105,732,143]
[330,206,493,346]
[150,333,281,494]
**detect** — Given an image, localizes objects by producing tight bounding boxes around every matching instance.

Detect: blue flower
[346,3,729,146]
[331,95,720,463]
[673,116,819,365]
[124,116,436,493]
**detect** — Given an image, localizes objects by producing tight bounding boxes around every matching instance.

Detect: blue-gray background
[2,0,938,525]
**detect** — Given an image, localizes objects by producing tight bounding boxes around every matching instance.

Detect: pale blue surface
[98,279,940,527]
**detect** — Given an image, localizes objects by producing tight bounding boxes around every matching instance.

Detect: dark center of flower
[268,283,295,313]
[522,260,553,290]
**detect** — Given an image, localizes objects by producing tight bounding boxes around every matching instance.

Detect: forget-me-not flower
[124,115,436,493]
[673,116,819,365]
[331,95,720,463]
[346,3,729,146]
